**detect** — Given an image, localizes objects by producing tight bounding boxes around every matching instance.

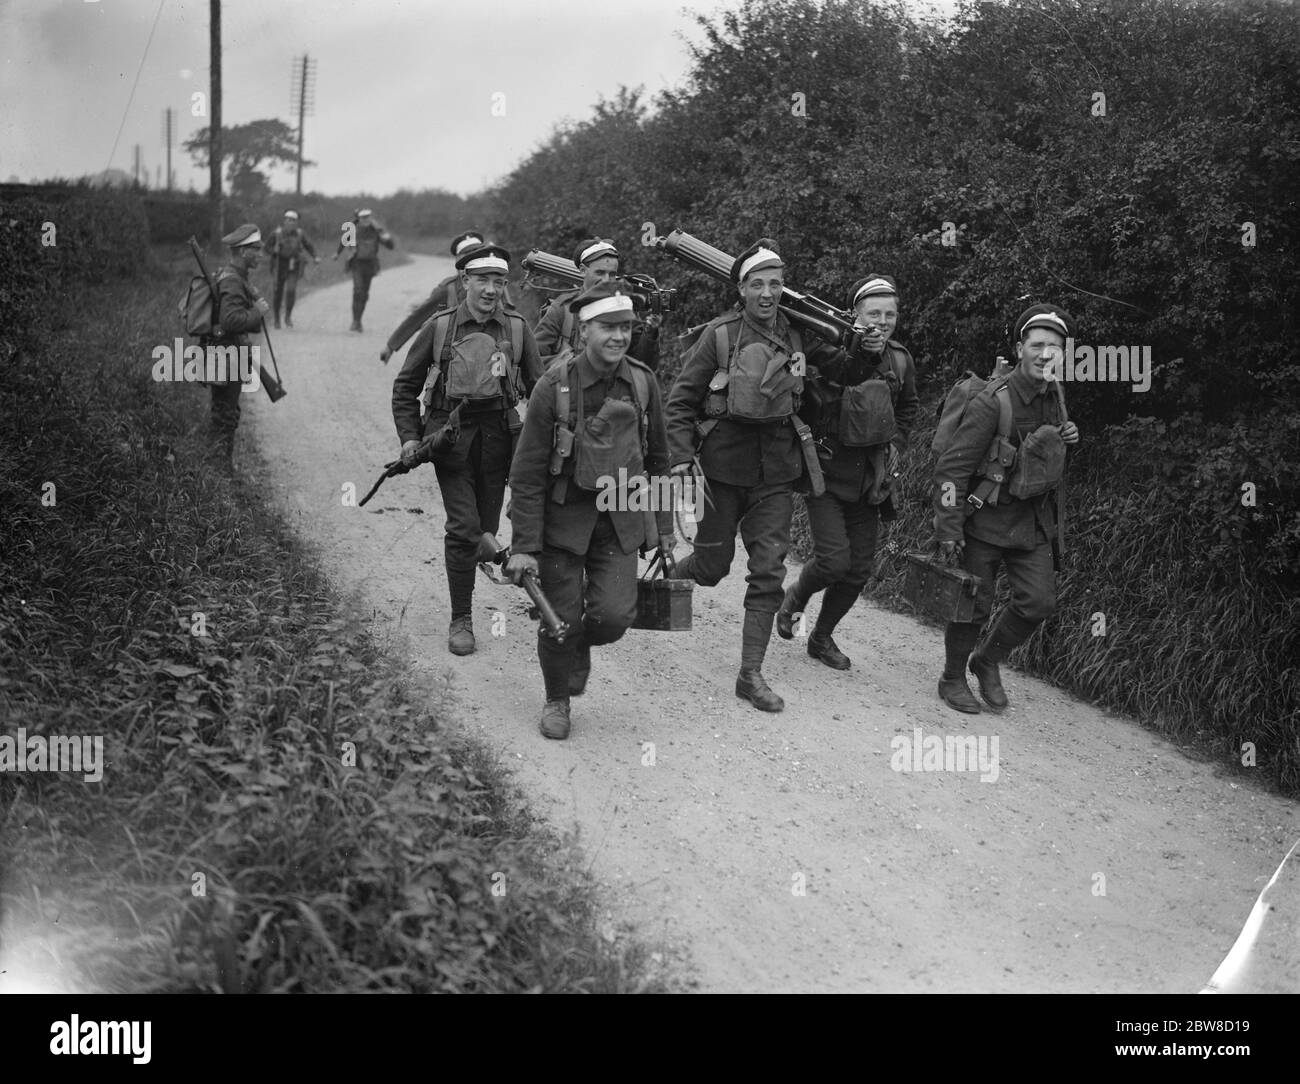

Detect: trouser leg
[283,269,298,321]
[813,499,879,636]
[208,379,242,462]
[736,482,793,614]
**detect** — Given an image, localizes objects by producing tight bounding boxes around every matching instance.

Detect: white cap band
[852,277,896,305]
[739,246,782,282]
[237,229,263,247]
[358,208,373,216]
[579,241,618,265]
[578,294,634,321]
[1024,312,1068,336]
[284,211,299,220]
[464,255,509,273]
[454,236,483,255]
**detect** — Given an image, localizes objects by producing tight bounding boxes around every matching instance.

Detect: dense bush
[486,0,1300,792]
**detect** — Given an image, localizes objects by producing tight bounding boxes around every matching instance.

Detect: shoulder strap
[993,379,1012,440]
[714,322,730,370]
[627,363,651,455]
[548,357,575,499]
[561,307,577,349]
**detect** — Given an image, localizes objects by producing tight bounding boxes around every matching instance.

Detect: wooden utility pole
[291,54,315,198]
[209,0,223,251]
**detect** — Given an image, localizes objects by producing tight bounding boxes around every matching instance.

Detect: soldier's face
[739,271,784,324]
[583,256,619,288]
[1018,328,1066,380]
[854,295,898,337]
[583,316,632,365]
[465,271,507,314]
[237,244,261,270]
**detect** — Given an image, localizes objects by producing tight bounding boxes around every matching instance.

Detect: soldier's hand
[254,298,271,315]
[855,324,886,355]
[1060,420,1080,445]
[380,347,393,364]
[658,532,676,556]
[937,539,964,564]
[400,440,422,467]
[505,553,538,586]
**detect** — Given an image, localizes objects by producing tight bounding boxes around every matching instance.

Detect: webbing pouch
[726,342,799,422]
[1009,424,1065,499]
[838,380,896,447]
[445,332,511,401]
[574,397,640,491]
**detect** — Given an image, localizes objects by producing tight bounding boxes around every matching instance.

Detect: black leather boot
[938,622,981,714]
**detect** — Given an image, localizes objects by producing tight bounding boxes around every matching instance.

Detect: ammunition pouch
[727,342,801,422]
[968,435,1017,511]
[574,397,642,492]
[445,331,516,402]
[1008,424,1065,499]
[838,380,897,448]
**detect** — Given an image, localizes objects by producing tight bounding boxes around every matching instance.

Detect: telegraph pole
[209,0,223,251]
[291,54,315,198]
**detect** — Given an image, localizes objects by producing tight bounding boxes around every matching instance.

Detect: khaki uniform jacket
[509,351,672,557]
[214,263,264,347]
[665,311,834,488]
[932,363,1067,550]
[389,299,544,447]
[806,339,920,504]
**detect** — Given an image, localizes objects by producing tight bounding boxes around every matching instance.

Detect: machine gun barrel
[521,249,584,288]
[653,228,863,352]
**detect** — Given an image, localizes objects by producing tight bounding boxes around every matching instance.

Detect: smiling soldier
[932,303,1081,713]
[390,243,543,656]
[507,281,674,740]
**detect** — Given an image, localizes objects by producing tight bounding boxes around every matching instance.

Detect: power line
[104,0,169,178]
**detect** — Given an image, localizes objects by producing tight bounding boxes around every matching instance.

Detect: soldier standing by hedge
[932,303,1080,713]
[664,240,832,712]
[390,243,543,656]
[507,281,674,739]
[777,273,919,669]
[205,223,270,467]
[265,209,319,329]
[533,237,660,370]
[333,208,394,332]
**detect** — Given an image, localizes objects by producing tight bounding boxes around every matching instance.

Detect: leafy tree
[184,119,312,207]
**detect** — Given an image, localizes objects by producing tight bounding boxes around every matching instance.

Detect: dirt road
[240,254,1296,993]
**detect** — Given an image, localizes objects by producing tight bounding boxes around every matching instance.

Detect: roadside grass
[0,253,676,993]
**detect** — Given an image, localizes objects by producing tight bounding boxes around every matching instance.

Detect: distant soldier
[932,303,1080,713]
[205,223,271,466]
[265,209,319,328]
[664,240,832,712]
[380,229,483,363]
[390,243,544,656]
[333,208,394,332]
[507,281,674,739]
[533,237,661,370]
[777,273,919,668]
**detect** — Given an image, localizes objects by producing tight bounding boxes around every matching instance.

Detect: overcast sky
[0,0,956,197]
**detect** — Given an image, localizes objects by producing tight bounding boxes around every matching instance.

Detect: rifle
[186,235,286,402]
[653,228,866,354]
[475,533,569,642]
[358,405,462,507]
[1046,365,1070,572]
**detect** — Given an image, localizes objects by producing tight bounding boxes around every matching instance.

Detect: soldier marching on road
[204,223,271,467]
[333,208,395,332]
[931,303,1081,713]
[390,243,544,656]
[533,237,661,371]
[777,273,920,668]
[507,282,674,740]
[664,239,834,713]
[265,209,319,328]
